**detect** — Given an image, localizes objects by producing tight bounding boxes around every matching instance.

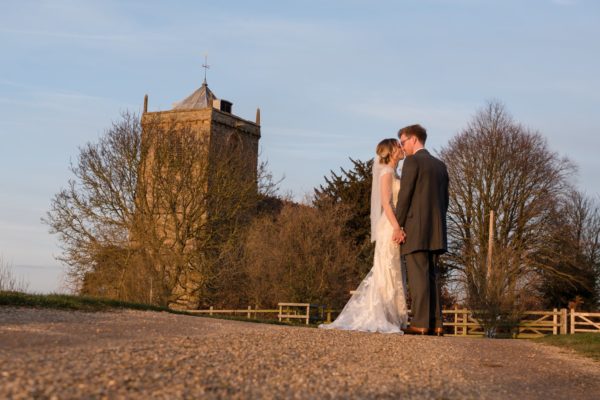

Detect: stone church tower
[142,78,261,175]
[139,78,261,308]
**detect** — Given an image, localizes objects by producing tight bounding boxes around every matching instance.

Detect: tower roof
[172,80,217,110]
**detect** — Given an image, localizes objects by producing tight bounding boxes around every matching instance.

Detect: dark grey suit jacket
[395,149,449,255]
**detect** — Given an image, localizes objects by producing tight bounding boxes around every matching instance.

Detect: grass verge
[0,291,292,326]
[0,290,185,313]
[535,333,600,361]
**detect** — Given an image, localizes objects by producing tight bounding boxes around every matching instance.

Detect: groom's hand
[392,228,406,244]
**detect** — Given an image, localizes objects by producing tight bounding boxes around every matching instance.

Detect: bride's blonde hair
[376,138,399,164]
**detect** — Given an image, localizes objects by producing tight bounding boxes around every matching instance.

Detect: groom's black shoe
[403,326,429,335]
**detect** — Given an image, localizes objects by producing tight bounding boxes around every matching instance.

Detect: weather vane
[202,54,210,84]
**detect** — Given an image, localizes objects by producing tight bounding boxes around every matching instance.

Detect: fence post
[209,306,213,316]
[305,304,310,325]
[454,305,458,336]
[570,308,575,334]
[462,309,468,336]
[278,304,282,322]
[560,308,567,335]
[553,308,558,335]
[247,306,252,319]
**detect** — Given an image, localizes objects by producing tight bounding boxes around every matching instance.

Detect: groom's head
[398,124,427,155]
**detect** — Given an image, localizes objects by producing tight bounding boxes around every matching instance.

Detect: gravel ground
[0,307,598,399]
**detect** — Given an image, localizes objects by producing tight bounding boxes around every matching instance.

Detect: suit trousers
[404,251,442,329]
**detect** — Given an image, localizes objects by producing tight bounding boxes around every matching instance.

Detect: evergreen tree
[314,158,374,279]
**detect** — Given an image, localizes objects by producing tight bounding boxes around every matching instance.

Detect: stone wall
[139,106,260,309]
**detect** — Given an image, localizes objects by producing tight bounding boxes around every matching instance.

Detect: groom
[393,124,449,336]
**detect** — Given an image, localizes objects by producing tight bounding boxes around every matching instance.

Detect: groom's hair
[398,124,427,144]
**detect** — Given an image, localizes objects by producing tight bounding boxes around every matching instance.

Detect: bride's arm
[380,172,401,231]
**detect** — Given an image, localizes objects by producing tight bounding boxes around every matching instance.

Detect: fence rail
[181,305,600,337]
[570,311,600,334]
[442,308,569,338]
[186,306,279,319]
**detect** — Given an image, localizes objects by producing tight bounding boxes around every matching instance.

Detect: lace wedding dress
[319,164,408,333]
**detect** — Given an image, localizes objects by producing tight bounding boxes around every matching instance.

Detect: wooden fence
[570,310,600,333]
[186,306,280,319]
[185,303,326,324]
[443,308,568,338]
[276,303,326,325]
[183,305,600,337]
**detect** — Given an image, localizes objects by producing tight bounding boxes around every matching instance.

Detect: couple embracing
[319,124,449,335]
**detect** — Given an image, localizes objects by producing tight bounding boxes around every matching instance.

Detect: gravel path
[1,307,598,399]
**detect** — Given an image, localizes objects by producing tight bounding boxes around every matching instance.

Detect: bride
[319,138,409,333]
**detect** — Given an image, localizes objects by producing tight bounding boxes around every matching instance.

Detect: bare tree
[242,202,360,308]
[313,158,375,287]
[43,112,141,292]
[439,101,575,335]
[44,112,271,307]
[539,191,600,309]
[0,255,29,292]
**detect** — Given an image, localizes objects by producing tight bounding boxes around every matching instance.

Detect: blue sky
[1,0,599,293]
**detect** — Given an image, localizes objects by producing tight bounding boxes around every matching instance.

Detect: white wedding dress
[319,164,408,333]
